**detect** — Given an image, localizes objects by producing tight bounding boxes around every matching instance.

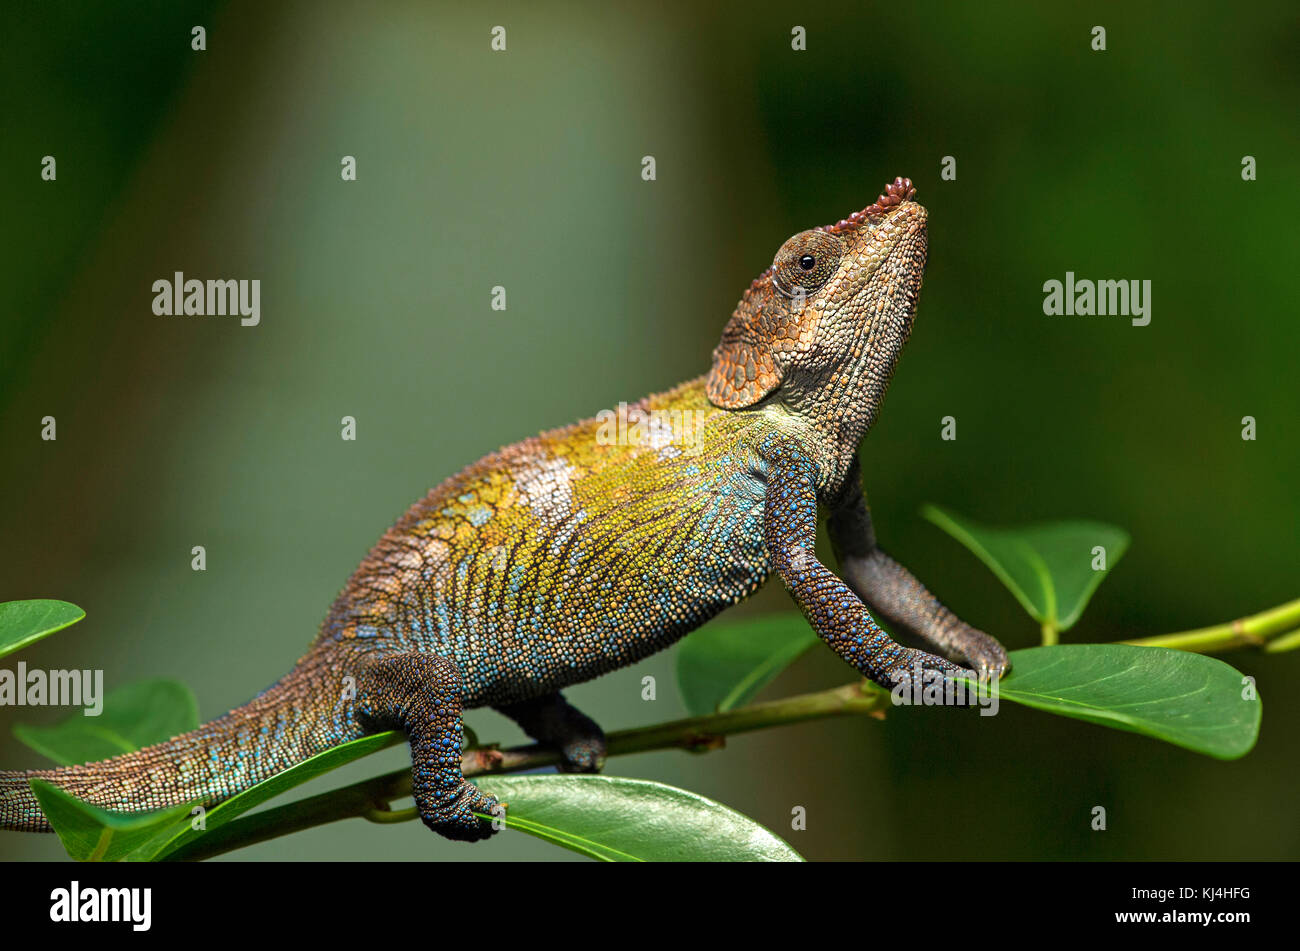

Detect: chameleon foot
[494,691,607,774]
[556,733,606,774]
[955,628,1010,680]
[421,780,502,842]
[883,647,976,702]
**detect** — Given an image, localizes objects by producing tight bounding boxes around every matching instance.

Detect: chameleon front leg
[494,692,607,773]
[827,461,1009,678]
[762,447,964,689]
[356,652,500,841]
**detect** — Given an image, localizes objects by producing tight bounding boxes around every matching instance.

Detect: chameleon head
[706,177,927,415]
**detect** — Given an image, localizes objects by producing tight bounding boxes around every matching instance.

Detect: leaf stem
[1121,596,1300,653]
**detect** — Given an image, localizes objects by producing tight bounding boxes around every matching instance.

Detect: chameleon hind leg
[495,692,607,773]
[355,652,500,841]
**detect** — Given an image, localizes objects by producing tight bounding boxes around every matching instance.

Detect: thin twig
[1121,597,1300,653]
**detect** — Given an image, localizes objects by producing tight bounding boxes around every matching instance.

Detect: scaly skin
[1,177,1008,842]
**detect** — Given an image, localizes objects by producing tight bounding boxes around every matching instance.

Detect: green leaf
[472,774,803,862]
[14,679,200,766]
[32,730,404,861]
[132,731,404,861]
[955,645,1260,759]
[29,779,198,862]
[676,614,818,716]
[922,505,1129,632]
[0,600,85,659]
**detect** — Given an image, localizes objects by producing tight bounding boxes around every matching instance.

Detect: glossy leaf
[14,679,200,766]
[472,774,802,862]
[957,645,1260,759]
[676,614,818,716]
[923,505,1129,631]
[29,779,198,863]
[0,600,85,659]
[132,730,404,860]
[34,730,404,861]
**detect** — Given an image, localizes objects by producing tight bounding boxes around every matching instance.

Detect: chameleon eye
[772,230,843,298]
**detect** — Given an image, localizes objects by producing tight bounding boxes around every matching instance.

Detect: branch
[1121,596,1300,653]
[165,680,889,861]
[166,596,1299,861]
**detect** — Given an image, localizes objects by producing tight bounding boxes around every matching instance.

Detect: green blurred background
[2,1,1297,861]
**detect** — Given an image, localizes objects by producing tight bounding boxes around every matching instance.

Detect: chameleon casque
[1,176,1008,844]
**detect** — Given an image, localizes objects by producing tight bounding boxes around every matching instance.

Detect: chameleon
[1,176,1008,844]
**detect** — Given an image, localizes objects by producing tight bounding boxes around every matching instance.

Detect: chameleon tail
[0,647,362,833]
